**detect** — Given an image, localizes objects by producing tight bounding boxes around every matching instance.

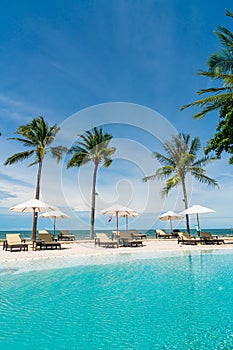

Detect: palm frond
[215,26,233,47]
[181,93,232,119]
[4,150,34,165]
[144,133,218,202]
[50,146,68,163]
[161,174,180,197]
[28,160,40,167]
[153,152,175,166]
[7,137,34,147]
[67,127,115,169]
[192,172,219,188]
[103,159,112,168]
[226,9,233,18]
[192,155,217,167]
[208,52,233,74]
[103,147,116,159]
[189,137,201,155]
[198,71,233,86]
[180,133,190,145]
[67,152,90,168]
[197,87,228,95]
[142,174,157,182]
[154,166,175,180]
[197,70,232,79]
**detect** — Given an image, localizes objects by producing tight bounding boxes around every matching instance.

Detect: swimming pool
[0,250,232,349]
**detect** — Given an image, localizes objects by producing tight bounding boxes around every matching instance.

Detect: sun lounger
[156,229,173,239]
[200,232,224,245]
[129,229,147,239]
[58,230,76,241]
[95,233,119,248]
[119,232,143,247]
[38,231,61,249]
[112,231,121,239]
[172,229,180,238]
[177,232,201,245]
[5,233,29,252]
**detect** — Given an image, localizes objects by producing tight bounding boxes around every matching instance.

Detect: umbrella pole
[169,218,173,233]
[32,208,37,241]
[126,215,128,232]
[54,217,56,236]
[116,212,119,236]
[196,213,200,234]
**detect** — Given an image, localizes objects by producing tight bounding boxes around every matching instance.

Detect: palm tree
[143,133,218,233]
[67,127,116,239]
[207,10,233,75]
[5,116,65,240]
[181,10,233,119]
[181,10,233,163]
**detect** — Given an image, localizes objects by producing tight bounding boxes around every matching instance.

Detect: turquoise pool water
[0,251,232,349]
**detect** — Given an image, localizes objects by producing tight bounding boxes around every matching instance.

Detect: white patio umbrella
[182,204,215,232]
[159,210,184,233]
[10,198,57,213]
[10,198,58,240]
[40,209,70,235]
[119,210,139,231]
[100,205,139,233]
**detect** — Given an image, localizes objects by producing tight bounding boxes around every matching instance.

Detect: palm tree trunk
[181,175,190,233]
[32,159,43,241]
[90,162,98,239]
[35,159,43,200]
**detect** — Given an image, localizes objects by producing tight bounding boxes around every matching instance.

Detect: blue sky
[0,0,233,231]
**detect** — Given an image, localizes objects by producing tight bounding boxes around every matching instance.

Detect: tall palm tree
[5,116,65,240]
[67,127,116,239]
[181,10,233,119]
[143,133,218,233]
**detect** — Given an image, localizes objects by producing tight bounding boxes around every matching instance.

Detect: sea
[0,228,232,240]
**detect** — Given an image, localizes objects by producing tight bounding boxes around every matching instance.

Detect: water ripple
[0,252,232,349]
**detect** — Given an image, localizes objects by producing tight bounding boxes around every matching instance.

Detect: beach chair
[177,232,201,245]
[119,232,143,247]
[112,231,121,239]
[38,231,61,249]
[5,233,29,252]
[156,229,173,239]
[58,230,76,241]
[95,233,119,248]
[129,229,147,239]
[172,229,180,238]
[200,232,224,245]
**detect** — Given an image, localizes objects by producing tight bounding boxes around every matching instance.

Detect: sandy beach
[1,238,233,273]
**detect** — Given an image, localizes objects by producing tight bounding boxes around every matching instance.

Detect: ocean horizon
[1,228,232,240]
